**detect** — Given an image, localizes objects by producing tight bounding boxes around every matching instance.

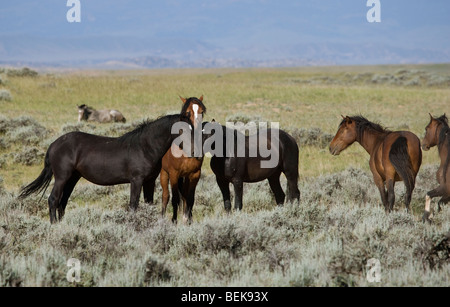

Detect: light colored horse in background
[78,104,126,123]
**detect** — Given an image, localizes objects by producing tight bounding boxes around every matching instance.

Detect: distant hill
[1,35,449,69]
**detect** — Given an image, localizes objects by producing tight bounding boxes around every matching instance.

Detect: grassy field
[0,64,449,287]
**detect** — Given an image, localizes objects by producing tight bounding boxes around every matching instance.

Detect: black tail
[389,137,415,195]
[19,151,53,199]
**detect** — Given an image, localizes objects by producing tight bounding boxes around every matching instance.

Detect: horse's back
[212,128,299,182]
[49,131,116,156]
[109,110,126,122]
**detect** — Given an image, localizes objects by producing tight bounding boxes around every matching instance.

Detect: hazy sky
[1,1,449,64]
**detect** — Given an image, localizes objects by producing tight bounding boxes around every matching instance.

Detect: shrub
[0,89,12,102]
[288,127,333,148]
[0,176,5,195]
[226,113,267,125]
[6,67,38,78]
[13,147,45,166]
[1,116,49,146]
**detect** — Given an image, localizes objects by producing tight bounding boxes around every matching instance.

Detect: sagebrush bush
[287,127,333,148]
[1,116,49,145]
[0,89,12,102]
[6,67,38,78]
[0,176,5,195]
[13,147,45,166]
[226,113,267,125]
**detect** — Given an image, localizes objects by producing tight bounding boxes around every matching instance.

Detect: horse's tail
[18,151,53,200]
[389,136,415,195]
[443,129,450,182]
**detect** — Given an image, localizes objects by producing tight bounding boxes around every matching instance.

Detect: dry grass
[0,64,449,287]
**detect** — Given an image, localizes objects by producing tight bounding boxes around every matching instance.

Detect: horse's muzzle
[421,144,431,151]
[329,146,341,156]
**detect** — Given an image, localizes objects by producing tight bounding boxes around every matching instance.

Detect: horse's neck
[222,126,247,156]
[438,126,449,163]
[358,129,387,155]
[142,118,178,157]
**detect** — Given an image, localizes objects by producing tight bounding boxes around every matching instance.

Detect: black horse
[202,122,300,212]
[19,114,194,223]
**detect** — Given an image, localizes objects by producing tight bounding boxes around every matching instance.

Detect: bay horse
[421,114,450,222]
[19,114,194,223]
[78,104,126,123]
[160,96,206,224]
[329,116,422,213]
[203,122,301,212]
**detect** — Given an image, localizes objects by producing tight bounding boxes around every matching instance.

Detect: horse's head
[329,116,358,156]
[171,112,201,158]
[180,96,206,129]
[77,104,89,122]
[422,113,448,151]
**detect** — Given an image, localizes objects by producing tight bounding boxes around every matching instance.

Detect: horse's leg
[216,175,231,213]
[284,171,300,203]
[143,178,156,205]
[169,173,181,223]
[179,177,188,214]
[268,173,286,206]
[232,179,244,211]
[129,178,144,211]
[160,170,170,218]
[183,171,201,225]
[423,186,446,222]
[48,176,70,224]
[372,171,388,211]
[387,179,396,213]
[437,194,450,212]
[58,173,81,221]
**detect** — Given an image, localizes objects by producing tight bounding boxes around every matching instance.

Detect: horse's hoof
[422,212,432,224]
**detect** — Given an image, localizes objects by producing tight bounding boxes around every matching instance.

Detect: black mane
[434,115,450,180]
[181,97,207,115]
[437,116,450,151]
[118,114,183,145]
[341,116,390,142]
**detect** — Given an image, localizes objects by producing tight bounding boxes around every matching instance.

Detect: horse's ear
[199,95,204,102]
[429,113,433,120]
[211,118,216,123]
[179,96,187,104]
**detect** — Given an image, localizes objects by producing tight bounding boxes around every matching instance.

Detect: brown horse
[160,96,206,224]
[421,114,450,222]
[329,116,422,213]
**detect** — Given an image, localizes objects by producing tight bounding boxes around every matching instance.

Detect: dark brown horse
[19,114,194,223]
[329,116,422,213]
[202,122,301,212]
[421,114,450,222]
[160,96,206,224]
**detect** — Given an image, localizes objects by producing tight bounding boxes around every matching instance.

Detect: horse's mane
[341,116,391,142]
[181,97,207,115]
[435,115,450,181]
[118,114,181,145]
[436,115,449,150]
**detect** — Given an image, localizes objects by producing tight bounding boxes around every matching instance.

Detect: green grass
[0,64,449,287]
